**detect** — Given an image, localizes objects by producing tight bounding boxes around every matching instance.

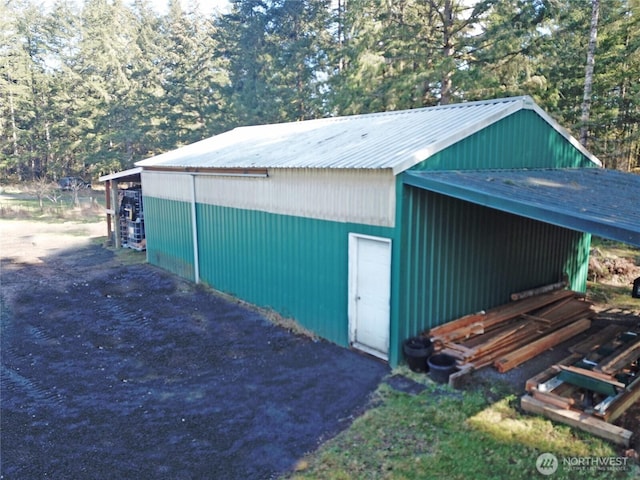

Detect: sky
[145,0,231,15]
[40,0,231,16]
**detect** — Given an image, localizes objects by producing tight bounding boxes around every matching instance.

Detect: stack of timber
[521,326,640,447]
[429,288,595,373]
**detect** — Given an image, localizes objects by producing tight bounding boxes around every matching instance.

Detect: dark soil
[1,241,389,479]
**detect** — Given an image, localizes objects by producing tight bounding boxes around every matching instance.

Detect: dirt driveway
[1,219,389,479]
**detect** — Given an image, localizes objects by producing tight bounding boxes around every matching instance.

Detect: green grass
[587,283,640,310]
[286,377,637,480]
[0,189,105,223]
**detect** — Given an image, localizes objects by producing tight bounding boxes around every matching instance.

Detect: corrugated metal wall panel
[142,171,192,202]
[143,196,195,281]
[196,203,394,347]
[193,168,396,227]
[142,168,395,226]
[396,187,590,351]
[413,110,596,171]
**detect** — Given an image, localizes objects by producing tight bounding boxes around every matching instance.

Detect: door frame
[348,233,392,360]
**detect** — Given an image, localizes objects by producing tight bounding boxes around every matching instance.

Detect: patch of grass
[587,282,640,310]
[285,379,637,480]
[0,188,105,222]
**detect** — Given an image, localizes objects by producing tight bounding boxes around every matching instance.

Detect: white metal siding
[143,168,396,227]
[142,171,192,202]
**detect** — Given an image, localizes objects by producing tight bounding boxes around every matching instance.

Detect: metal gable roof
[136,96,598,174]
[99,167,142,183]
[403,168,640,246]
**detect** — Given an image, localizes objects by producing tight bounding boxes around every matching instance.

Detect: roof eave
[523,99,602,167]
[392,99,528,174]
[99,167,143,182]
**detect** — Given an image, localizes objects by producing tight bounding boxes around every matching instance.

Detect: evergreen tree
[461,0,552,101]
[71,0,140,171]
[535,0,639,170]
[0,2,55,180]
[159,0,229,147]
[0,1,32,180]
[266,0,332,120]
[218,0,331,125]
[329,0,499,114]
[1,0,637,181]
[217,0,279,126]
[44,0,88,178]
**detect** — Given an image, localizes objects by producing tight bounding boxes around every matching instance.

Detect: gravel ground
[0,219,389,479]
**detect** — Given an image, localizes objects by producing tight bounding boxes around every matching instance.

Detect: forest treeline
[1,0,638,182]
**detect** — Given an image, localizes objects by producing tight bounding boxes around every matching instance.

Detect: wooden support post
[105,180,112,242]
[112,179,121,248]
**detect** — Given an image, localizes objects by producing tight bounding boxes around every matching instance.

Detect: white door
[348,234,392,360]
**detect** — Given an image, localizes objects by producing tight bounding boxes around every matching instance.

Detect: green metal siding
[145,201,393,347]
[386,108,596,366]
[393,186,591,365]
[141,107,596,368]
[144,196,196,281]
[412,110,596,171]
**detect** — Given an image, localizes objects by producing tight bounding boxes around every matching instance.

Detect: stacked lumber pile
[522,326,639,447]
[429,289,595,373]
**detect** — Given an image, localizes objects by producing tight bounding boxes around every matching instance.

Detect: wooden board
[569,324,628,355]
[531,390,574,409]
[602,379,640,423]
[520,394,633,447]
[480,289,578,330]
[447,364,474,389]
[494,318,592,373]
[596,339,640,375]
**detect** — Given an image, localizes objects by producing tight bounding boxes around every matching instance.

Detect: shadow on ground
[1,243,389,479]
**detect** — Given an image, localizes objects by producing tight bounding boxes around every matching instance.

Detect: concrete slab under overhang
[403,168,640,247]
